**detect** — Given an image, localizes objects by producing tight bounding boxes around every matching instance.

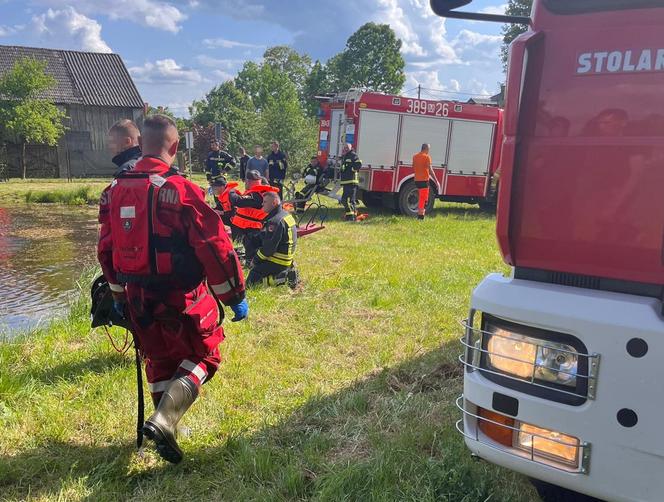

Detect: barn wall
[3,105,144,179]
[64,105,144,178]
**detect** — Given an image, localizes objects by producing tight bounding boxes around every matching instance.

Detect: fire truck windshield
[544,0,664,14]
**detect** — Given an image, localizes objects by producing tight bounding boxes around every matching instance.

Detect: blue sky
[0,0,508,116]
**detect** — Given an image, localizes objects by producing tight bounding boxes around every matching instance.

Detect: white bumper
[462,273,664,502]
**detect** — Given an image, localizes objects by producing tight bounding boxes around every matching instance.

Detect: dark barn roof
[0,45,144,108]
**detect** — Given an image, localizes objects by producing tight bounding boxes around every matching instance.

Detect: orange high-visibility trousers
[418,187,429,215]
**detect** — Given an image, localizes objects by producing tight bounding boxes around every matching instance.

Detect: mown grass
[0,194,537,501]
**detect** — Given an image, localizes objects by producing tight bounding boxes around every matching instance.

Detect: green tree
[501,0,533,70]
[0,58,66,178]
[190,80,259,154]
[263,46,312,97]
[328,23,406,94]
[303,60,329,117]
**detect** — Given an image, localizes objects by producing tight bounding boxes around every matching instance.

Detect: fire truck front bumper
[458,273,664,502]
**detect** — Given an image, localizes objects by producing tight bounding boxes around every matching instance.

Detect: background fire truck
[433,0,664,501]
[317,91,503,216]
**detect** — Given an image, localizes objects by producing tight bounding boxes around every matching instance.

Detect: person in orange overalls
[412,143,436,220]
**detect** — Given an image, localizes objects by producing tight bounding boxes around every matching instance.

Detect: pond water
[0,205,98,336]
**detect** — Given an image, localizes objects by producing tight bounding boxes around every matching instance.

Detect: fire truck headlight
[485,323,579,389]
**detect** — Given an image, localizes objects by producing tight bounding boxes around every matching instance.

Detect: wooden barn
[0,45,144,178]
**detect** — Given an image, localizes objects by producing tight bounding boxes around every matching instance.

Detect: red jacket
[97,156,245,305]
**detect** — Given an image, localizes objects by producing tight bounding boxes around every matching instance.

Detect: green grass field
[0,181,537,501]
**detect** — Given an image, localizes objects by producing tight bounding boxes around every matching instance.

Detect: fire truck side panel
[444,175,487,198]
[398,114,450,168]
[356,110,399,169]
[368,168,394,193]
[505,4,664,286]
[448,120,495,176]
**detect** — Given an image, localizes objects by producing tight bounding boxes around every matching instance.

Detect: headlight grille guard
[460,311,600,400]
[456,396,592,474]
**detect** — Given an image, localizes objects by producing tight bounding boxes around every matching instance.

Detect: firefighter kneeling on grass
[247,191,299,288]
[97,115,248,464]
[340,143,362,221]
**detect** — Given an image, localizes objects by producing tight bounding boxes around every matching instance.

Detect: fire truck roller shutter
[399,115,450,171]
[356,110,399,169]
[447,120,495,176]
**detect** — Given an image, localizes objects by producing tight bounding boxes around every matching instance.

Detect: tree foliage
[329,23,406,94]
[189,24,406,173]
[0,58,66,178]
[501,0,533,70]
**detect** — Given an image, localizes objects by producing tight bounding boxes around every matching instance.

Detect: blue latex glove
[230,299,248,322]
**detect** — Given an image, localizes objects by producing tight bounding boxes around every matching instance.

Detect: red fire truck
[317,91,503,215]
[433,0,664,501]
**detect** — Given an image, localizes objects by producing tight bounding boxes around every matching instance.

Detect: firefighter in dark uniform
[340,143,362,221]
[247,191,299,287]
[205,140,236,184]
[295,156,323,213]
[267,141,288,199]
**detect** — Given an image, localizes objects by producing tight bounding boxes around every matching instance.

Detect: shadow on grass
[22,352,131,385]
[0,342,533,501]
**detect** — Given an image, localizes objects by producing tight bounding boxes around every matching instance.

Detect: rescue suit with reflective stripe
[97,155,246,405]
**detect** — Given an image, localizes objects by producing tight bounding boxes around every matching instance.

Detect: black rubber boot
[286,266,300,289]
[142,376,198,464]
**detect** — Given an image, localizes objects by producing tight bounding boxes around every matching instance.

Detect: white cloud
[480,4,508,15]
[212,69,234,81]
[31,7,112,52]
[202,37,265,49]
[129,59,203,84]
[195,55,243,69]
[35,0,187,33]
[0,24,23,37]
[452,29,502,61]
[374,0,426,57]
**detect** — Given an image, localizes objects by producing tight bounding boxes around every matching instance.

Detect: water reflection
[0,205,98,336]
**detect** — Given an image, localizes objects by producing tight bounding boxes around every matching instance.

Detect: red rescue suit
[231,185,278,230]
[98,156,245,403]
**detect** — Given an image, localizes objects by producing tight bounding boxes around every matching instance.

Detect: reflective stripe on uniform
[109,283,125,293]
[148,379,171,394]
[211,281,233,295]
[257,249,292,267]
[179,359,207,382]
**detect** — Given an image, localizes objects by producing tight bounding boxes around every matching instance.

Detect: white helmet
[304,174,317,185]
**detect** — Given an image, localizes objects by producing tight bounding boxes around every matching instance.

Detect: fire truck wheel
[398,180,435,217]
[529,479,604,502]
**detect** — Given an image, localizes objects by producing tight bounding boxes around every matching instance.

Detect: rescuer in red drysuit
[97,114,248,464]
